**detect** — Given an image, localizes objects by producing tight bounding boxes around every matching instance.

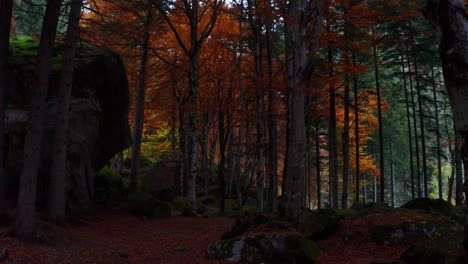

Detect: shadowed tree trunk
[48,0,84,224]
[283,0,323,220]
[431,67,443,199]
[424,0,468,258]
[130,5,152,194]
[15,0,62,240]
[372,28,384,203]
[0,0,14,218]
[399,47,415,200]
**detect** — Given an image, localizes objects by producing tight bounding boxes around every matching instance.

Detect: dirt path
[1,209,235,264]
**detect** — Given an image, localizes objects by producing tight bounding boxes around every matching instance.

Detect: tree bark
[0,0,14,217]
[315,122,321,209]
[48,0,84,224]
[327,37,339,209]
[412,53,428,198]
[353,63,360,205]
[15,0,62,240]
[405,41,421,198]
[130,7,151,194]
[399,47,415,200]
[283,0,323,219]
[372,29,384,203]
[431,67,443,199]
[423,0,468,257]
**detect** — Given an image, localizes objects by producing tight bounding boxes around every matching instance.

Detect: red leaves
[0,209,234,264]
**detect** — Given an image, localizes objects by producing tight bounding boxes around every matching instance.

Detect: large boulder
[368,217,464,263]
[207,232,318,264]
[4,37,131,211]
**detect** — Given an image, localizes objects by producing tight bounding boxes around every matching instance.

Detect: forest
[0,0,467,263]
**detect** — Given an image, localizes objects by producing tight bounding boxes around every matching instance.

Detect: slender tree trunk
[342,72,350,209]
[15,0,62,239]
[0,0,14,217]
[353,65,360,205]
[130,7,151,194]
[48,0,83,224]
[405,42,421,198]
[431,67,443,199]
[218,97,226,213]
[372,29,384,203]
[390,137,395,208]
[455,134,463,205]
[413,54,428,198]
[201,111,209,196]
[399,47,415,200]
[328,42,339,209]
[266,22,278,213]
[315,122,321,209]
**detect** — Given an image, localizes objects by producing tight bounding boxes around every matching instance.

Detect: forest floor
[0,208,234,264]
[0,207,460,263]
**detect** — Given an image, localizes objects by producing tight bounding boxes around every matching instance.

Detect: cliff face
[4,38,131,211]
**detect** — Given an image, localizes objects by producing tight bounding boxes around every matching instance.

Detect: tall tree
[431,67,443,199]
[371,27,385,203]
[48,0,84,224]
[15,0,62,239]
[423,0,468,257]
[130,1,153,194]
[0,0,14,218]
[283,0,323,219]
[157,0,223,214]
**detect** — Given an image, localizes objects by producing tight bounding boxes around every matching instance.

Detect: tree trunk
[413,53,428,198]
[399,47,415,200]
[431,67,443,199]
[15,0,62,240]
[218,100,226,213]
[283,0,323,219]
[0,0,14,217]
[342,70,350,209]
[129,6,151,194]
[315,122,321,209]
[423,0,468,257]
[202,111,209,196]
[328,42,339,209]
[266,22,278,213]
[405,42,421,198]
[48,0,83,224]
[372,29,384,203]
[354,65,360,205]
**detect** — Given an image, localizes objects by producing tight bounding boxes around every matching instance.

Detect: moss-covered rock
[6,37,131,212]
[368,217,464,262]
[128,193,171,219]
[208,232,318,264]
[401,198,453,216]
[299,209,340,240]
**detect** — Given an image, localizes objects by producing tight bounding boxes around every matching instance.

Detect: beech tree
[156,0,223,214]
[282,0,323,219]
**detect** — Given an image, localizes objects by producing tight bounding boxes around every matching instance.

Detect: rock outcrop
[4,37,131,211]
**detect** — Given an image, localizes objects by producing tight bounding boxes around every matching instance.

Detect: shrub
[171,196,186,212]
[94,166,128,204]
